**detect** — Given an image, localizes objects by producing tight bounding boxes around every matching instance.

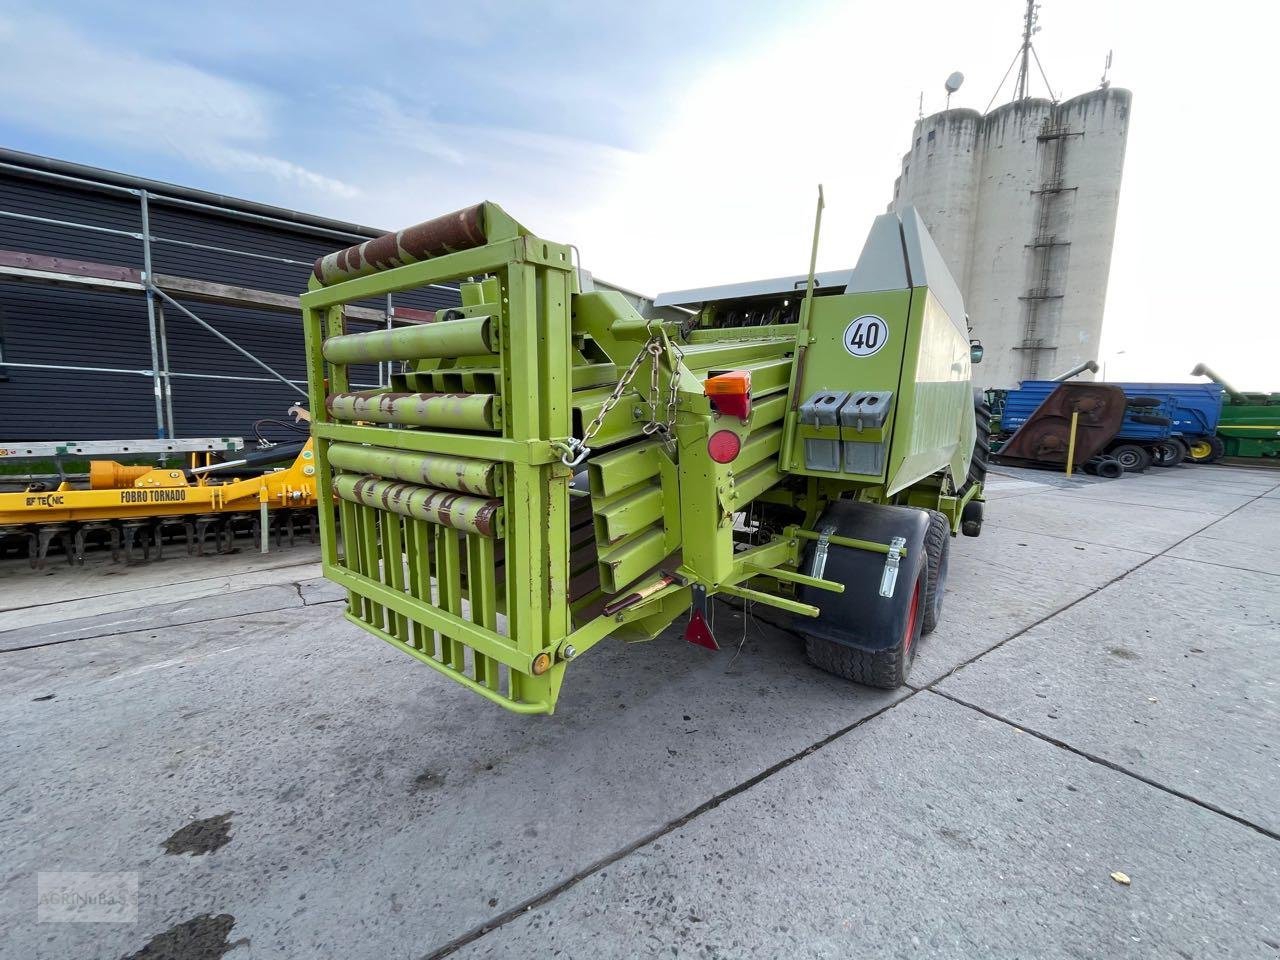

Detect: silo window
[915,137,921,150]
[927,130,936,144]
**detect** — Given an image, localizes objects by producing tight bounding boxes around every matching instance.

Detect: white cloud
[0,11,357,198]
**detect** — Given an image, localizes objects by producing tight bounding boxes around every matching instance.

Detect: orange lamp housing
[704,370,752,421]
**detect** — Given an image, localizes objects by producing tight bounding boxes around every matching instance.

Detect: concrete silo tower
[889,3,1131,388]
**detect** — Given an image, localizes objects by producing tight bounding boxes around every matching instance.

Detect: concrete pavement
[1,463,1276,959]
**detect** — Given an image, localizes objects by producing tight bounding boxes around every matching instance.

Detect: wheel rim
[1117,450,1137,467]
[1189,440,1212,460]
[903,578,922,656]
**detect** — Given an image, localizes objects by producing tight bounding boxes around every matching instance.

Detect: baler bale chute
[299,198,987,714]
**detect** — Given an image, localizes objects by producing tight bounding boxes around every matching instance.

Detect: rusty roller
[322,315,494,364]
[326,391,497,430]
[312,204,487,287]
[328,443,501,497]
[333,474,503,538]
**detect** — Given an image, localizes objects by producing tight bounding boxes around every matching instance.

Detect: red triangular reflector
[684,609,719,650]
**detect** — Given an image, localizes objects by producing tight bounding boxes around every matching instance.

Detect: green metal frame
[301,202,983,715]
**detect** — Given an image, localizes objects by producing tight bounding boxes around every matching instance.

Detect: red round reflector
[707,430,741,464]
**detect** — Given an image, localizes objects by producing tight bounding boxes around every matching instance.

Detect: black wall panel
[0,165,460,442]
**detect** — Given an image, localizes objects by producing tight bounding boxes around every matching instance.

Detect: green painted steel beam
[347,613,552,715]
[328,565,534,674]
[743,563,844,593]
[790,525,906,557]
[587,439,663,499]
[716,583,820,618]
[598,526,666,594]
[594,484,663,544]
[312,421,553,464]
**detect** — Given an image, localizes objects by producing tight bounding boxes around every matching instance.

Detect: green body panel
[301,202,982,714]
[1218,395,1280,458]
[785,288,973,495]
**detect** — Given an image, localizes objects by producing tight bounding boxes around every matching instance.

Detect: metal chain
[559,336,654,466]
[661,334,685,450]
[559,327,684,467]
[641,340,665,435]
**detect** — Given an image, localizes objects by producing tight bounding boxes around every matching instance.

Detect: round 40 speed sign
[843,315,888,357]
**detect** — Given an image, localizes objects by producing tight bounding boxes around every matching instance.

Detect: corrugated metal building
[0,149,461,443]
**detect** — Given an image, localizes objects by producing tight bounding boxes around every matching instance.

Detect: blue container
[1113,382,1224,441]
[1000,381,1224,443]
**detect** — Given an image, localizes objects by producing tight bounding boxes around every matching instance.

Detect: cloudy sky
[0,0,1276,386]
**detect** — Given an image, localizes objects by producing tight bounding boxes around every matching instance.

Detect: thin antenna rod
[985,47,1023,113]
[1015,0,1036,100]
[1030,44,1055,101]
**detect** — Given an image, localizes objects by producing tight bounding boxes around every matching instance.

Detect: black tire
[1095,457,1124,479]
[965,389,992,492]
[1109,443,1152,472]
[1151,438,1187,468]
[921,510,950,634]
[1186,435,1226,464]
[804,564,926,689]
[1131,413,1172,426]
[960,499,984,537]
[1126,395,1163,408]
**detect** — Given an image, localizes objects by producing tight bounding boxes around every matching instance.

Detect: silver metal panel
[653,269,853,308]
[843,213,910,295]
[899,206,968,334]
[0,437,245,460]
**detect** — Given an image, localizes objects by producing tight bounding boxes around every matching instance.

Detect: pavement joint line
[0,557,321,616]
[0,597,348,655]
[417,689,917,960]
[1157,555,1280,580]
[423,477,1280,957]
[1049,493,1256,516]
[927,688,1280,843]
[983,521,1176,557]
[926,477,1280,690]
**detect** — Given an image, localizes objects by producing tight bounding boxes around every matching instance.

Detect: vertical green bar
[502,262,549,704]
[466,533,499,690]
[304,304,347,588]
[357,506,384,631]
[401,518,423,651]
[501,258,573,706]
[435,530,464,671]
[411,518,437,657]
[540,265,572,651]
[382,513,409,644]
[337,496,367,620]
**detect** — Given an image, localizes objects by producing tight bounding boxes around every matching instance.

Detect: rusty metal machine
[301,197,987,714]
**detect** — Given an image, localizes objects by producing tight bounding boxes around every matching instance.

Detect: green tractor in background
[1192,364,1280,461]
